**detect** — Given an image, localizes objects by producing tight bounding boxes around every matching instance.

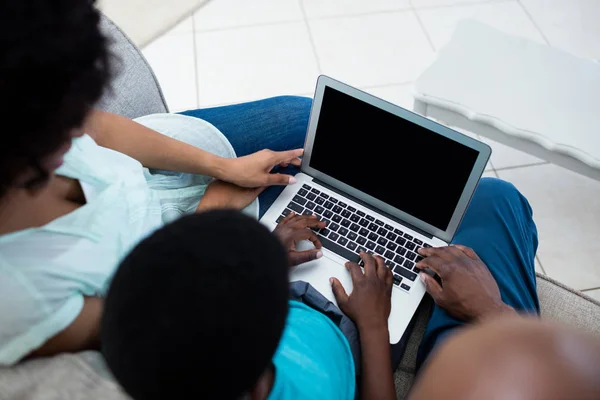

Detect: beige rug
[98,0,210,48]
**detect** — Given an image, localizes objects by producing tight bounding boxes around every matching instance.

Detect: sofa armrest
[96,14,169,119]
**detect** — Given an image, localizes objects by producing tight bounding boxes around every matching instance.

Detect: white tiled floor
[142,0,600,295]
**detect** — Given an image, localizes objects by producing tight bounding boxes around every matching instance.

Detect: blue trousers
[181,96,540,364]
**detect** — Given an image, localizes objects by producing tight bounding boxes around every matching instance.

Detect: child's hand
[330,252,393,331]
[273,212,326,266]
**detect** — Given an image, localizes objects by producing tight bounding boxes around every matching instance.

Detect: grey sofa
[1,15,599,400]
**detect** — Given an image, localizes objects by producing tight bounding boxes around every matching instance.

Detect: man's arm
[28,297,103,359]
[83,110,303,188]
[330,253,396,400]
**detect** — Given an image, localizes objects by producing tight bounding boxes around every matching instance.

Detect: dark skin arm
[28,297,103,359]
[331,253,396,400]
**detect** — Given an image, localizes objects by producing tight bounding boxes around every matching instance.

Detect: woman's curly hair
[0,0,110,196]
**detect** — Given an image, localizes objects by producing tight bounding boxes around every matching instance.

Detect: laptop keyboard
[276,184,432,292]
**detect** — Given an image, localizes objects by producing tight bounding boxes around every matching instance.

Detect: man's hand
[217,149,303,188]
[330,252,393,331]
[273,212,326,266]
[416,245,515,322]
[196,180,264,212]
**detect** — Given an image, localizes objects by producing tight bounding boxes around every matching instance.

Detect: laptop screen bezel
[301,75,492,243]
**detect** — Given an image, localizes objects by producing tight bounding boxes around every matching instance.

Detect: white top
[0,114,258,365]
[414,20,600,170]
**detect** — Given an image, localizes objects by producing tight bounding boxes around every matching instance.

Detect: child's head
[101,210,290,399]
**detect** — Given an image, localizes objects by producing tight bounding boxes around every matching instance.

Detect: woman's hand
[216,149,303,188]
[415,245,516,322]
[196,180,264,212]
[273,212,326,266]
[330,252,393,331]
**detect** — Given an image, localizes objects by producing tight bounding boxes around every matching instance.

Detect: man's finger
[452,244,481,260]
[292,228,323,249]
[265,173,297,186]
[289,215,325,230]
[414,255,448,277]
[330,277,349,307]
[280,211,296,224]
[361,252,377,277]
[374,255,387,280]
[419,272,444,304]
[289,249,323,266]
[346,261,364,283]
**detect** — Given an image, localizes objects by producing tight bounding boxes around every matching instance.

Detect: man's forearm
[85,110,228,177]
[359,325,396,400]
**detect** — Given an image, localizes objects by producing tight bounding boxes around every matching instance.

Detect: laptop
[260,75,491,343]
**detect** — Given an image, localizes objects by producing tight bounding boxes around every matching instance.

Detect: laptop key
[396,236,407,246]
[416,256,424,263]
[321,193,329,200]
[357,237,367,245]
[397,247,407,256]
[320,229,329,238]
[403,233,414,240]
[356,210,366,217]
[302,210,312,216]
[357,246,368,254]
[341,219,351,228]
[302,184,312,190]
[329,232,339,241]
[338,201,347,208]
[333,205,343,214]
[307,193,316,201]
[394,228,404,236]
[424,243,432,248]
[306,202,316,210]
[293,195,307,206]
[401,283,411,291]
[414,238,423,245]
[386,232,397,241]
[394,255,405,265]
[282,208,292,217]
[318,236,360,263]
[404,260,415,270]
[324,201,334,210]
[338,236,348,246]
[375,245,386,255]
[388,261,396,270]
[359,218,369,227]
[377,237,388,246]
[377,227,388,236]
[375,219,384,226]
[330,197,338,204]
[324,210,334,219]
[386,242,397,251]
[350,214,360,223]
[350,223,360,232]
[347,206,357,212]
[406,242,416,251]
[395,265,417,281]
[385,250,395,260]
[366,241,376,250]
[332,215,342,223]
[368,232,378,241]
[348,232,358,241]
[298,189,308,197]
[347,241,358,251]
[288,202,304,214]
[338,227,349,237]
[359,228,369,236]
[368,223,379,232]
[276,216,284,223]
[315,197,325,205]
[384,224,394,231]
[406,251,417,261]
[342,210,352,218]
[393,275,402,286]
[315,205,325,214]
[329,223,340,232]
[366,215,375,221]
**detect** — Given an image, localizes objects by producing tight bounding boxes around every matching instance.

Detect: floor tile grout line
[410,5,436,52]
[517,0,551,46]
[412,0,512,11]
[193,18,305,35]
[298,0,323,74]
[494,161,549,173]
[535,255,547,275]
[191,14,201,109]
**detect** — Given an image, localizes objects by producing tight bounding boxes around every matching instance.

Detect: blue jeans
[181,97,540,366]
[180,96,311,217]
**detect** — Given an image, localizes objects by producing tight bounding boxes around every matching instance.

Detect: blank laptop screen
[309,86,479,231]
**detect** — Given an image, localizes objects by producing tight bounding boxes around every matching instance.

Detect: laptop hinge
[313,178,434,239]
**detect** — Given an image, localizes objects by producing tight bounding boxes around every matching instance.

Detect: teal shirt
[269,301,356,400]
